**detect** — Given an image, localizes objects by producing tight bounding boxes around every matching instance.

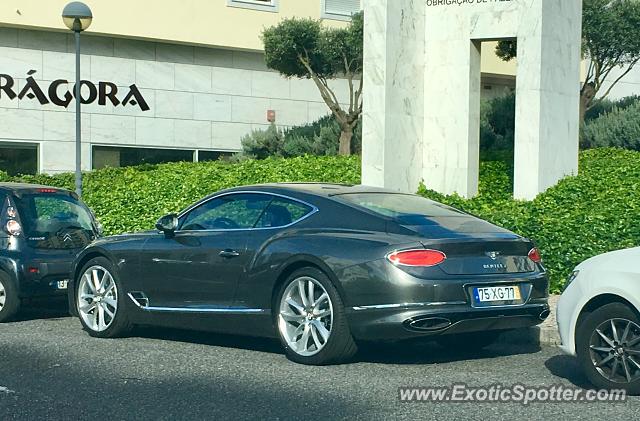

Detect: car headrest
[264,205,292,227]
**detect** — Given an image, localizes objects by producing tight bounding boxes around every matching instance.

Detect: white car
[557,247,640,394]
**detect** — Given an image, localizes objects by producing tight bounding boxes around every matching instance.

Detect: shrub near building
[582,100,640,150]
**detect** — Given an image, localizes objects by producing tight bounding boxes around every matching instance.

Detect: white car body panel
[557,247,640,356]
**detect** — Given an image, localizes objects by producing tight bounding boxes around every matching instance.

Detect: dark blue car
[0,183,100,322]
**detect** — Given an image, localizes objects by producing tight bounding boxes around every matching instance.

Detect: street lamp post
[62,2,93,197]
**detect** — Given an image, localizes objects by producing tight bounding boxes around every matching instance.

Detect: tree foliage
[496,0,640,122]
[262,13,364,155]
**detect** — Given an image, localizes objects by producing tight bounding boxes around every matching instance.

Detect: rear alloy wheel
[76,257,131,338]
[276,267,357,365]
[0,273,20,323]
[577,302,640,395]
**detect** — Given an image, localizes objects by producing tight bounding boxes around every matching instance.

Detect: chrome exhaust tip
[539,309,551,321]
[406,316,452,332]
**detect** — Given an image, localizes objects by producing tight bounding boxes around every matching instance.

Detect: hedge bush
[1,156,360,236]
[240,115,362,159]
[480,92,515,154]
[582,101,640,150]
[585,95,640,122]
[3,148,638,293]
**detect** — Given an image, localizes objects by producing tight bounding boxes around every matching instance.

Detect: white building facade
[0,27,353,175]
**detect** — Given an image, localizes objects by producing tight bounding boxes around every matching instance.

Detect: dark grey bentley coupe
[69,183,549,365]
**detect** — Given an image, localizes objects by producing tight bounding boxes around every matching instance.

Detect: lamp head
[62,2,93,32]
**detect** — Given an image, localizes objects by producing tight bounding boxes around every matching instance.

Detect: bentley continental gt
[69,184,549,365]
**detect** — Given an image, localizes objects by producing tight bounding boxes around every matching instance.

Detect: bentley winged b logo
[485,251,501,260]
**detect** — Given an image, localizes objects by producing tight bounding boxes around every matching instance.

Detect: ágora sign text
[0,70,150,111]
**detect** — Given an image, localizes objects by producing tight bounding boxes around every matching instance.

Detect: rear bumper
[1,252,75,299]
[346,300,549,341]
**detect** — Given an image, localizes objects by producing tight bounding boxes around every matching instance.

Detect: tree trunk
[339,126,353,156]
[579,83,597,127]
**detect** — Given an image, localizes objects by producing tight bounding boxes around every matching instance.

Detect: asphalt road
[1,301,638,421]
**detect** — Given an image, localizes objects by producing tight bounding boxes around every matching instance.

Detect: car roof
[224,183,405,198]
[0,182,71,194]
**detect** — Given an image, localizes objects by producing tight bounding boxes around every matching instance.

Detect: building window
[322,0,361,21]
[198,151,234,162]
[227,0,279,13]
[92,146,195,169]
[0,143,38,176]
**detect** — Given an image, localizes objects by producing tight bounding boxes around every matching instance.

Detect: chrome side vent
[128,292,149,308]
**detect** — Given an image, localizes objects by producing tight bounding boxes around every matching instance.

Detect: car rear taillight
[528,248,542,263]
[387,249,447,267]
[6,220,22,236]
[36,188,58,193]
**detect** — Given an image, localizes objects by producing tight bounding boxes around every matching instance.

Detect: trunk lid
[402,216,535,275]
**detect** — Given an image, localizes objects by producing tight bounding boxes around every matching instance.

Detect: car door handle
[219,249,241,258]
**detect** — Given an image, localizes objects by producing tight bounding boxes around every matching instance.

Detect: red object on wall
[267,109,276,123]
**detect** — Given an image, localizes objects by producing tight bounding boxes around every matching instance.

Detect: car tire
[576,302,640,395]
[0,271,20,323]
[275,267,357,365]
[75,257,132,338]
[436,331,503,350]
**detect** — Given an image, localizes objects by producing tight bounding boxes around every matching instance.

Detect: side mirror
[156,213,178,236]
[95,219,104,237]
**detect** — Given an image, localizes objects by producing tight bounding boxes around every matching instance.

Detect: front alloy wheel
[577,302,640,395]
[589,318,640,384]
[275,267,357,365]
[78,265,118,332]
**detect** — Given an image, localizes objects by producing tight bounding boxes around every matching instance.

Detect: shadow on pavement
[356,339,541,365]
[13,298,70,322]
[544,354,592,389]
[130,325,542,365]
[0,344,372,420]
[131,326,285,355]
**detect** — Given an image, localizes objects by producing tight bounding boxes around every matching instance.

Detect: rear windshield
[336,193,466,225]
[14,193,96,249]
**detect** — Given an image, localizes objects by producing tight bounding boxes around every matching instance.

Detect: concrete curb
[499,295,562,347]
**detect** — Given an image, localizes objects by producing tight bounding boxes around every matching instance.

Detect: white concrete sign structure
[362,0,583,200]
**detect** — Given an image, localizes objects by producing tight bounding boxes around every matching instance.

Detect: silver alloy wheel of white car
[278,276,333,357]
[77,265,118,332]
[0,278,6,311]
[590,318,640,384]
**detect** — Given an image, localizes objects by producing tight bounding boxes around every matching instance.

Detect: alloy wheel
[589,318,640,384]
[77,266,118,332]
[0,279,5,311]
[278,276,333,357]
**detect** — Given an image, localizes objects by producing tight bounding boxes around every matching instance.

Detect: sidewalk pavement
[500,294,562,347]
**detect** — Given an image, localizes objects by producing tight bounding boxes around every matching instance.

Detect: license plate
[56,280,69,290]
[474,285,521,303]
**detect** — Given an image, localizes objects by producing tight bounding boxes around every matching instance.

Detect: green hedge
[419,148,640,293]
[1,156,360,236]
[3,148,638,293]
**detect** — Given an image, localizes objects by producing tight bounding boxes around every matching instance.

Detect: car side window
[255,197,313,228]
[180,193,272,231]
